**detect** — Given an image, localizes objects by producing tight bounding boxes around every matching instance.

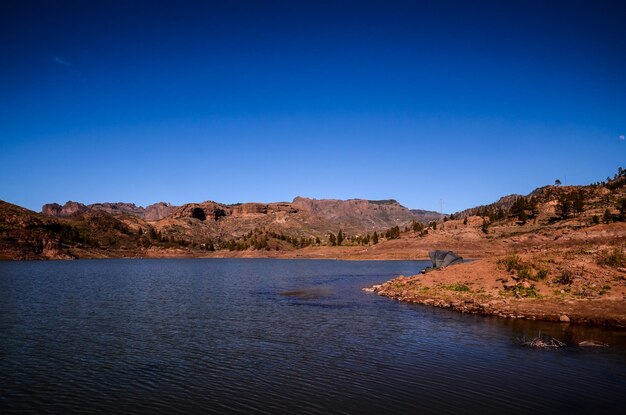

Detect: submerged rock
[578,340,608,347]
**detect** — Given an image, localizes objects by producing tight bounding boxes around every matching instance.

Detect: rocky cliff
[42,201,176,221]
[42,201,89,217]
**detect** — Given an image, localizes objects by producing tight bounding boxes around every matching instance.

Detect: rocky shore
[367,254,626,329]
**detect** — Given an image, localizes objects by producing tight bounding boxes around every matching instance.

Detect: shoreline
[372,280,626,328]
[369,260,626,329]
[0,256,426,262]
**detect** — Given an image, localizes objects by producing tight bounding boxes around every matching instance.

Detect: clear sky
[1,0,624,213]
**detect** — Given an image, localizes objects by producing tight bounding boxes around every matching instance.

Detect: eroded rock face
[229,203,298,216]
[89,202,144,217]
[174,201,232,221]
[231,203,269,215]
[144,202,176,221]
[42,201,88,217]
[42,201,177,220]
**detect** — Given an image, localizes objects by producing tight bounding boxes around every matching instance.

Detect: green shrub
[511,284,539,298]
[517,266,533,280]
[554,270,574,285]
[500,253,547,281]
[444,283,471,292]
[501,252,521,273]
[597,245,625,268]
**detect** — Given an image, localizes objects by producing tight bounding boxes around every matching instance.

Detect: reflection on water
[280,286,333,299]
[1,258,625,414]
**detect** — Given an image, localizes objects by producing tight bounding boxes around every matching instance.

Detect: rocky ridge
[42,201,176,221]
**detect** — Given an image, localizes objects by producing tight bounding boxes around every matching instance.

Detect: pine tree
[510,197,528,222]
[496,208,505,220]
[603,209,612,224]
[329,233,336,246]
[556,196,572,219]
[571,191,585,215]
[372,231,379,244]
[481,218,489,234]
[337,230,344,246]
[619,199,626,221]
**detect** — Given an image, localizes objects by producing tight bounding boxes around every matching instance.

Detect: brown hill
[291,197,422,231]
[0,200,142,260]
[410,208,445,223]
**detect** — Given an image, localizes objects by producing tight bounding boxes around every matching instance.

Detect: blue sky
[1,0,624,213]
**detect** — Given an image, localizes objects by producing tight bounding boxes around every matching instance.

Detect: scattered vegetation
[385,226,401,240]
[411,220,425,233]
[501,252,522,272]
[555,189,586,219]
[498,252,548,281]
[597,245,626,268]
[443,283,471,292]
[510,284,539,298]
[510,196,539,224]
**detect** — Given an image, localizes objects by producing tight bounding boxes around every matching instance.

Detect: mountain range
[0,196,441,259]
[2,169,624,261]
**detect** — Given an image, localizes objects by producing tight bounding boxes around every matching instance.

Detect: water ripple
[1,259,625,414]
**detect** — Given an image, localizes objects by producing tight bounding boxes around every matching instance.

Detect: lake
[1,259,625,414]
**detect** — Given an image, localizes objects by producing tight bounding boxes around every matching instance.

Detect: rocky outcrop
[173,201,231,221]
[144,202,176,221]
[42,201,177,221]
[42,201,89,217]
[231,203,269,215]
[89,202,145,217]
[230,203,299,216]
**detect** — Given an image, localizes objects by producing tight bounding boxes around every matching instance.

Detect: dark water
[1,259,625,414]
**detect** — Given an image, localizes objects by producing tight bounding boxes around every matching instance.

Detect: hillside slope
[367,169,626,328]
